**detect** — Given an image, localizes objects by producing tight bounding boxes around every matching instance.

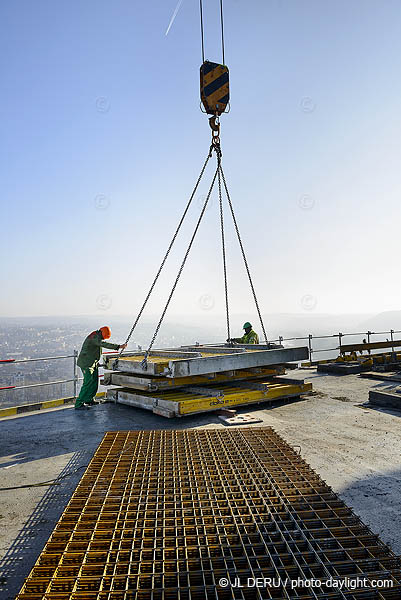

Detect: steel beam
[169,347,309,377]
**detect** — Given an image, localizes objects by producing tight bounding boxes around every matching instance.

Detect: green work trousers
[75,366,99,407]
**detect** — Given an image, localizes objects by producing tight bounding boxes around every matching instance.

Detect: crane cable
[219,162,269,344]
[118,0,268,364]
[219,0,225,65]
[217,159,230,342]
[199,0,205,63]
[200,0,226,64]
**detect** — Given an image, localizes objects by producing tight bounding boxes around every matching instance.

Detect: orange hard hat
[100,326,111,339]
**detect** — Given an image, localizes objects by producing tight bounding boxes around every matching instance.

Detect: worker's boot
[85,400,100,406]
[75,405,90,410]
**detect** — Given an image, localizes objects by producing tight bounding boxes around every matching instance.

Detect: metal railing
[0,352,79,407]
[270,328,401,364]
[0,350,127,408]
[1,329,400,407]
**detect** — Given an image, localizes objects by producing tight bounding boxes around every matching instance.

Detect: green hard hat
[243,322,252,329]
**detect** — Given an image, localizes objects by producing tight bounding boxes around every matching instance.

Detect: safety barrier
[1,328,400,410]
[271,329,401,365]
[0,351,117,411]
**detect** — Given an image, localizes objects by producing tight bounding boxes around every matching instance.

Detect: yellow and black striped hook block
[200,60,229,116]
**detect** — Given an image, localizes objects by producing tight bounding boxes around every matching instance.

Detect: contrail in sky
[165,0,185,36]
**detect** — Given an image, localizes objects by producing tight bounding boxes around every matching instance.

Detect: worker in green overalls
[75,326,127,410]
[228,322,259,344]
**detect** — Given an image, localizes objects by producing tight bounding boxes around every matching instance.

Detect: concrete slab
[317,361,367,374]
[368,390,401,410]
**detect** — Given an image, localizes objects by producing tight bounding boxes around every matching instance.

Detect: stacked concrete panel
[102,345,311,417]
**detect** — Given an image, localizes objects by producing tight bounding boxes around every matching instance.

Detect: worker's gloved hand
[119,343,127,350]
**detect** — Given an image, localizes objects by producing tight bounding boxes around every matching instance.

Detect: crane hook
[209,115,220,132]
[209,115,220,146]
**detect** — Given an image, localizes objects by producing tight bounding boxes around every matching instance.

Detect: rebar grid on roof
[17,428,401,600]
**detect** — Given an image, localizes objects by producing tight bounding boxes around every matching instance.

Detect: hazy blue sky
[1,0,401,321]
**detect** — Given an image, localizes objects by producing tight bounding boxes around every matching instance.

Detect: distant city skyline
[2,309,401,409]
[2,1,401,318]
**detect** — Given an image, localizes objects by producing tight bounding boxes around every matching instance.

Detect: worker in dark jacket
[227,322,259,344]
[75,326,127,410]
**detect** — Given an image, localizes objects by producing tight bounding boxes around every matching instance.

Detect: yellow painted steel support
[110,380,312,417]
[302,351,401,368]
[0,392,106,419]
[178,381,313,414]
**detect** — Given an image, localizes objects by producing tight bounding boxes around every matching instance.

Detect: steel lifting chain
[112,149,213,370]
[121,120,267,371]
[216,146,230,342]
[219,163,269,344]
[141,148,220,370]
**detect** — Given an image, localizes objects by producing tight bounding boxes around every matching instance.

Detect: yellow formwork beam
[111,380,313,417]
[178,382,312,415]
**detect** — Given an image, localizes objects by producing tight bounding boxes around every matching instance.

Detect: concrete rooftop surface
[1,368,400,599]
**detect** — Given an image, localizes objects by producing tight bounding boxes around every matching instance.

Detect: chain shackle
[209,115,221,147]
